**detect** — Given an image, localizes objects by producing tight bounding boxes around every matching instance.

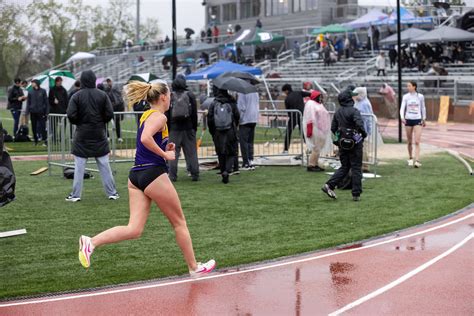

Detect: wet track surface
[1,206,473,315]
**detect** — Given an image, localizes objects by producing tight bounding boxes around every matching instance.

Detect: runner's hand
[164,150,175,161]
[422,120,426,127]
[166,142,175,151]
[401,119,406,125]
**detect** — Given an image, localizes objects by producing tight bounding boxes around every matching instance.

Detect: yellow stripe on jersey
[139,109,159,127]
[162,124,169,139]
[139,109,169,138]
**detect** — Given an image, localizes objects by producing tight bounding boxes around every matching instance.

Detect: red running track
[378,119,474,160]
[1,205,473,315]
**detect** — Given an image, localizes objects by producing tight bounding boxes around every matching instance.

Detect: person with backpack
[66,70,119,202]
[321,87,367,201]
[166,75,199,182]
[207,86,240,184]
[7,78,26,136]
[400,81,426,168]
[26,79,48,146]
[104,78,125,142]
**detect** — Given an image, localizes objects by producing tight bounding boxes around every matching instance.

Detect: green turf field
[0,153,472,299]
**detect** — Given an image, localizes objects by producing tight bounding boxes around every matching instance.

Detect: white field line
[328,232,474,316]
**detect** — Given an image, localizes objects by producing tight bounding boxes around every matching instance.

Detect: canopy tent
[411,26,474,43]
[66,52,96,63]
[311,24,353,35]
[186,61,262,80]
[154,47,186,57]
[185,61,277,109]
[344,9,388,29]
[223,28,285,46]
[184,42,218,53]
[379,28,428,45]
[374,7,433,26]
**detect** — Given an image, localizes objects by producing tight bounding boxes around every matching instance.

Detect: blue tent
[186,61,262,80]
[374,7,433,25]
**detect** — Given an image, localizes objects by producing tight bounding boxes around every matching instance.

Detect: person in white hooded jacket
[303,90,330,172]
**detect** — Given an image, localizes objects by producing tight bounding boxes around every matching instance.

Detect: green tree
[28,0,91,65]
[0,1,23,86]
[89,0,136,49]
[140,18,160,43]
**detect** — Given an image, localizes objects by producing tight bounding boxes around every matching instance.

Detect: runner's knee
[127,225,144,239]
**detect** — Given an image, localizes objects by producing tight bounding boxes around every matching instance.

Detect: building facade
[203,0,359,34]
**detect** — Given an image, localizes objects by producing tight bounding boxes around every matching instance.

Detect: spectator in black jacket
[66,70,118,202]
[207,86,240,184]
[322,87,367,201]
[0,120,15,207]
[166,75,199,182]
[49,77,69,141]
[281,84,310,153]
[7,78,26,135]
[26,79,48,146]
[104,78,125,142]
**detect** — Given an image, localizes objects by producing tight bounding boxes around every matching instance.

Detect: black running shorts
[129,166,168,191]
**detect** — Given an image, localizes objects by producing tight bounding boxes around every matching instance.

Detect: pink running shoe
[78,235,94,268]
[189,259,216,278]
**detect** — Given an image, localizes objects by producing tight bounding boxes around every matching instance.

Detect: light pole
[136,0,140,44]
[172,0,177,80]
[397,0,402,143]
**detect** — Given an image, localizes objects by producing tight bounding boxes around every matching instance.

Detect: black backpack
[2,129,13,143]
[214,103,233,131]
[171,91,191,120]
[63,167,93,179]
[15,125,30,142]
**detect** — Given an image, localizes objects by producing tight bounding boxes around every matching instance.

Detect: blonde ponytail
[126,80,169,109]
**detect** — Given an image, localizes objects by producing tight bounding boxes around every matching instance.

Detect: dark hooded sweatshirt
[331,89,367,138]
[67,70,114,158]
[166,75,198,131]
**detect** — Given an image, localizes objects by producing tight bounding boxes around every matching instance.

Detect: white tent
[379,28,428,45]
[411,26,474,43]
[344,9,388,29]
[66,52,96,63]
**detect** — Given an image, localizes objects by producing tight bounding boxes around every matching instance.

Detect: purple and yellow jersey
[132,109,169,170]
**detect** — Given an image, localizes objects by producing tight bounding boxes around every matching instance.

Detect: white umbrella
[28,70,76,93]
[66,52,96,63]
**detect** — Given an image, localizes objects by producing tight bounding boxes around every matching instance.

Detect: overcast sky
[83,0,207,38]
[8,0,474,38]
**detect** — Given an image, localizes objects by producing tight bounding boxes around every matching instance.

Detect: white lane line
[0,211,472,308]
[329,232,474,316]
